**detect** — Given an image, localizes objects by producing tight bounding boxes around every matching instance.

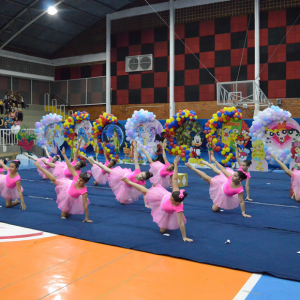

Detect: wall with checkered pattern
[110,8,300,105]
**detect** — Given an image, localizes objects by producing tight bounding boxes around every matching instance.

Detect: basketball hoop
[228,91,241,107]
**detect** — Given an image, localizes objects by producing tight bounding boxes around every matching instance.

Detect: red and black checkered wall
[110,7,300,105]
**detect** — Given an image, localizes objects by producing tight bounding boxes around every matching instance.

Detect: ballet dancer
[0,159,8,174]
[45,137,86,179]
[234,140,252,201]
[0,160,26,210]
[271,154,300,201]
[95,141,153,205]
[186,156,251,217]
[81,144,116,186]
[34,147,93,221]
[24,146,59,180]
[141,146,174,189]
[121,156,193,242]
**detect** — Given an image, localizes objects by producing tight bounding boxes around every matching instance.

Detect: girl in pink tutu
[141,147,174,189]
[24,146,59,180]
[121,156,193,242]
[96,141,153,205]
[0,160,26,210]
[45,138,86,180]
[234,140,252,201]
[81,145,116,186]
[34,147,93,221]
[186,156,251,217]
[0,159,8,174]
[271,154,300,201]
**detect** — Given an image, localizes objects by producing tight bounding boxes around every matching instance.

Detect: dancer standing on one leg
[141,146,174,189]
[186,156,251,217]
[271,154,300,202]
[96,141,153,204]
[0,160,26,210]
[82,144,116,186]
[45,138,86,179]
[121,156,193,242]
[34,147,93,221]
[24,146,60,180]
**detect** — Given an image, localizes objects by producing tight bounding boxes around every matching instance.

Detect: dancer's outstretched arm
[177,212,193,242]
[42,159,55,168]
[211,156,232,178]
[271,154,292,177]
[16,180,26,210]
[238,192,251,217]
[73,137,83,161]
[88,156,112,174]
[172,156,180,192]
[0,160,9,171]
[133,141,140,170]
[234,141,242,167]
[121,177,148,195]
[103,143,109,161]
[79,154,94,166]
[61,147,78,177]
[82,193,92,223]
[141,148,154,164]
[34,161,57,185]
[24,153,38,161]
[201,160,221,175]
[162,146,169,165]
[43,145,51,158]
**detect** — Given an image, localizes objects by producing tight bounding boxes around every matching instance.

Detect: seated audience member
[18,93,28,109]
[0,116,4,128]
[16,104,23,121]
[2,121,11,143]
[4,113,13,129]
[10,108,16,120]
[11,120,21,143]
[0,98,3,115]
[14,117,20,126]
[4,94,11,114]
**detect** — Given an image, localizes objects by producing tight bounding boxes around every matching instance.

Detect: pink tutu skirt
[291,170,300,199]
[149,161,171,189]
[209,168,240,210]
[55,178,90,215]
[53,162,67,179]
[91,164,109,185]
[37,157,53,179]
[108,166,142,204]
[0,174,24,200]
[145,185,186,230]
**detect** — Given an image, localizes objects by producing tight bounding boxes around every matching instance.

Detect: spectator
[14,117,20,126]
[4,113,13,129]
[15,92,22,107]
[0,116,4,128]
[16,104,23,121]
[2,121,11,144]
[4,94,10,114]
[18,92,28,109]
[10,108,16,119]
[10,91,17,105]
[11,120,20,143]
[0,98,3,115]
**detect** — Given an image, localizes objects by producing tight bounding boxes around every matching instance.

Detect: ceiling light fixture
[47,6,58,15]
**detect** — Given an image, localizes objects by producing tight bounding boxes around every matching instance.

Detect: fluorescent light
[47,6,58,15]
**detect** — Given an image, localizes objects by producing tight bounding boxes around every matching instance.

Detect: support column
[169,0,175,118]
[106,14,111,114]
[254,0,260,117]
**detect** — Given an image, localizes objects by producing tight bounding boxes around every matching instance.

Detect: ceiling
[0,0,134,57]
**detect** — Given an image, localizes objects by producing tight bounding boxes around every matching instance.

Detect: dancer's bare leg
[185,162,212,184]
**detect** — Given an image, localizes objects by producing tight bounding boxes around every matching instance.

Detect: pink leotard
[0,168,5,173]
[124,168,146,187]
[45,157,53,169]
[162,194,183,213]
[5,171,21,188]
[159,163,173,177]
[238,166,251,179]
[101,160,110,174]
[68,175,87,198]
[64,160,81,178]
[223,176,244,197]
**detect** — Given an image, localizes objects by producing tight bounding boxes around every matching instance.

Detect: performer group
[1,136,300,243]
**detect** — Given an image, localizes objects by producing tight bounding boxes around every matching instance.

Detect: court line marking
[233,273,262,300]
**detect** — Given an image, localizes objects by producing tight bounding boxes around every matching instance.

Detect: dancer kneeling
[271,154,300,201]
[34,147,92,222]
[122,156,193,242]
[0,160,26,210]
[186,156,251,217]
[141,146,174,189]
[95,141,153,205]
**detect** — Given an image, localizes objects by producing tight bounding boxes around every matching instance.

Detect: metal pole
[169,0,175,118]
[254,0,260,117]
[106,14,111,114]
[31,79,33,105]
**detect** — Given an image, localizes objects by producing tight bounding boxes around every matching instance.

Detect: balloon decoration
[89,113,118,161]
[35,113,64,153]
[163,109,198,162]
[249,106,293,165]
[125,109,159,160]
[204,107,243,167]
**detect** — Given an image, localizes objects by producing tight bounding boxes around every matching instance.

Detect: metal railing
[0,128,36,152]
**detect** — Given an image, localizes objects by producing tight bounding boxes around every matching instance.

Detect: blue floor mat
[1,165,300,282]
